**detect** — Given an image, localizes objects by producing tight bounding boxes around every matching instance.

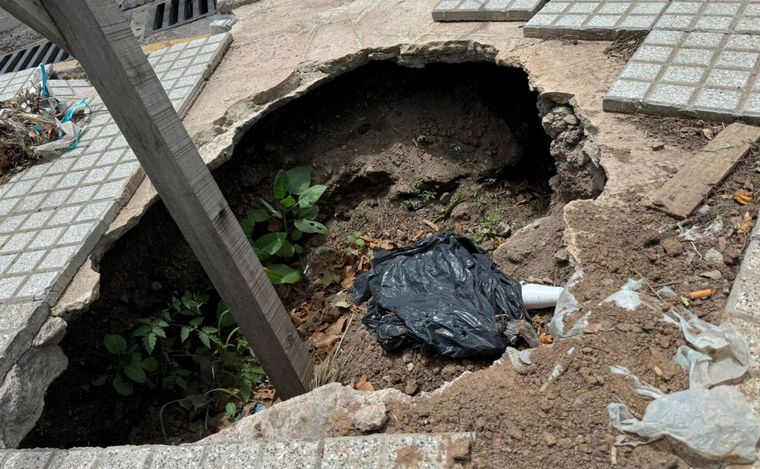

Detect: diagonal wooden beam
[2,0,313,397]
[0,1,70,53]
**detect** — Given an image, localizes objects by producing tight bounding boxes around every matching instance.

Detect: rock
[451,202,473,221]
[304,246,339,284]
[705,248,725,266]
[406,362,414,372]
[404,380,419,395]
[724,248,741,266]
[563,114,579,126]
[700,270,723,280]
[0,345,67,448]
[554,248,569,264]
[350,402,388,432]
[661,238,684,257]
[439,192,451,204]
[543,431,558,447]
[402,351,414,363]
[497,222,511,237]
[651,142,665,151]
[32,317,67,347]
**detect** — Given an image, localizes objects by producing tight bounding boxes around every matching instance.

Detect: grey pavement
[0,433,474,468]
[433,0,546,21]
[0,32,231,448]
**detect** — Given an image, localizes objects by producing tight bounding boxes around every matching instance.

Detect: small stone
[497,222,511,237]
[704,248,725,266]
[661,238,683,257]
[563,115,579,126]
[451,202,473,221]
[406,362,414,372]
[651,142,665,151]
[349,402,388,432]
[402,351,414,363]
[404,380,419,395]
[554,248,569,264]
[543,431,558,447]
[439,192,451,204]
[700,269,722,280]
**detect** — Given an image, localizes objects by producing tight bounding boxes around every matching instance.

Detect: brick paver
[433,0,546,21]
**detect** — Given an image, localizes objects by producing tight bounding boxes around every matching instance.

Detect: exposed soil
[23,55,757,466]
[25,61,571,447]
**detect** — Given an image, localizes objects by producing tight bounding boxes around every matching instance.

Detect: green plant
[420,190,437,202]
[450,141,462,153]
[475,212,503,244]
[97,292,267,431]
[413,135,428,147]
[346,231,365,256]
[94,334,157,396]
[240,166,328,284]
[434,194,463,223]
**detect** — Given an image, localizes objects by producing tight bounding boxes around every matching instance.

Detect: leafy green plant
[94,334,157,396]
[413,135,429,147]
[346,231,365,256]
[97,292,267,430]
[475,212,503,244]
[421,190,437,202]
[240,166,328,284]
[434,194,463,223]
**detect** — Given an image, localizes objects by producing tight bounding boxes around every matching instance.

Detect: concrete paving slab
[524,0,669,39]
[432,0,546,21]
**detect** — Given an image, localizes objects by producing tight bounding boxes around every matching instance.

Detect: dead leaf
[354,374,374,391]
[362,235,395,250]
[739,211,754,234]
[516,192,535,205]
[325,316,348,336]
[539,333,553,344]
[267,218,284,232]
[733,189,753,205]
[341,265,356,290]
[703,128,714,140]
[311,331,341,352]
[422,219,439,231]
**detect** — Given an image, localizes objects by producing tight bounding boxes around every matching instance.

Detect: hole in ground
[24,61,595,449]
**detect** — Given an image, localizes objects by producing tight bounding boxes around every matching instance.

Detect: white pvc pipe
[521,283,564,309]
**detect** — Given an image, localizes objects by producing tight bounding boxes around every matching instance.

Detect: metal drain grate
[145,0,217,36]
[0,41,70,74]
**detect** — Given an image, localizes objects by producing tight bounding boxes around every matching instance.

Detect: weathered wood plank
[0,1,70,53]
[25,0,312,397]
[649,123,760,219]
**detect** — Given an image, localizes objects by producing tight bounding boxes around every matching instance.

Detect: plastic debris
[354,232,529,358]
[663,310,749,388]
[603,278,652,311]
[539,346,575,392]
[548,269,591,339]
[608,366,760,464]
[522,283,563,309]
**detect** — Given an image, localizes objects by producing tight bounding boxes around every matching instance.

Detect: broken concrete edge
[53,38,605,333]
[0,432,475,468]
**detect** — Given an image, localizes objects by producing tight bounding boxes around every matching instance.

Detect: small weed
[413,135,429,147]
[434,194,464,223]
[420,190,437,201]
[475,212,503,244]
[450,141,462,153]
[346,231,365,256]
[240,166,328,285]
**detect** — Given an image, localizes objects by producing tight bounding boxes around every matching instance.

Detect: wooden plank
[22,0,312,397]
[0,1,70,54]
[649,123,760,219]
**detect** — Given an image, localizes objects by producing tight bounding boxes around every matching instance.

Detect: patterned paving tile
[524,0,669,39]
[432,0,547,21]
[0,66,51,101]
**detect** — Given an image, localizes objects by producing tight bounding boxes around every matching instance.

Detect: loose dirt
[22,58,756,468]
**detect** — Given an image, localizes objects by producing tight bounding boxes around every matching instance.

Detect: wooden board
[649,123,760,219]
[6,0,313,397]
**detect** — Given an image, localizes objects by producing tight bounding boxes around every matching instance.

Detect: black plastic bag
[353,232,529,358]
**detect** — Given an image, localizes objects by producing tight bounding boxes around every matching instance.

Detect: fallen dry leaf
[341,265,356,290]
[422,219,439,231]
[739,211,754,234]
[703,128,714,140]
[539,333,553,344]
[354,374,374,392]
[325,316,348,336]
[267,218,284,232]
[362,235,395,250]
[733,189,753,205]
[311,331,341,352]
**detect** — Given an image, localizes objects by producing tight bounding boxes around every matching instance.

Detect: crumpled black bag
[353,232,529,358]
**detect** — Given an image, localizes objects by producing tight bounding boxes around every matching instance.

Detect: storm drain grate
[0,41,70,74]
[145,0,217,35]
